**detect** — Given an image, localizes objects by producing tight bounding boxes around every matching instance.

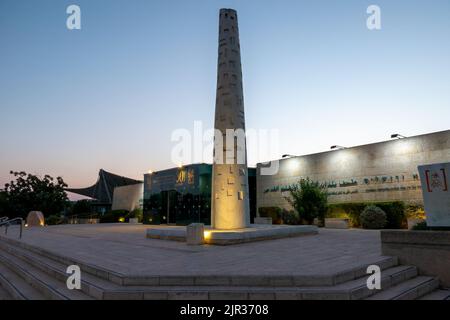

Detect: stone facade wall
[257,130,450,212]
[381,230,450,287]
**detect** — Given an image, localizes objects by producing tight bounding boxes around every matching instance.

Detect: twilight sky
[1,0,449,194]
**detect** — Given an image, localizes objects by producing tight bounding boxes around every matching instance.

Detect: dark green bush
[126,208,143,223]
[412,221,428,230]
[327,201,406,229]
[378,202,406,229]
[411,222,450,231]
[258,207,283,224]
[360,206,387,229]
[46,214,64,225]
[281,209,300,225]
[99,210,129,223]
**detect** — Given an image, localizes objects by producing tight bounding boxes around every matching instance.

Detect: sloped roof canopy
[66,169,142,203]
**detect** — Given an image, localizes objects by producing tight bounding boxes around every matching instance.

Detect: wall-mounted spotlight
[391,133,407,139]
[330,145,346,150]
[282,154,297,158]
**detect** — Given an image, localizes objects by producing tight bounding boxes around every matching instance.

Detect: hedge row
[99,209,143,223]
[259,201,408,229]
[327,201,407,229]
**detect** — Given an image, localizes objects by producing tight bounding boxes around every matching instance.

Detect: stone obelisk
[211,9,250,230]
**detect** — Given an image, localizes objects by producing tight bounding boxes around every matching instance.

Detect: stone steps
[0,260,45,300]
[0,236,442,300]
[0,235,398,287]
[419,289,450,300]
[0,239,403,300]
[366,276,439,300]
[0,283,12,300]
[0,239,121,299]
[0,236,125,286]
[0,249,92,300]
[90,265,419,300]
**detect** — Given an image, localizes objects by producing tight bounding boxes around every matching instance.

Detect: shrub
[126,208,143,223]
[99,210,129,223]
[379,202,406,229]
[46,215,63,225]
[327,203,366,227]
[258,207,283,224]
[405,203,425,220]
[286,178,328,225]
[281,209,300,225]
[411,221,450,231]
[412,221,428,230]
[360,206,387,229]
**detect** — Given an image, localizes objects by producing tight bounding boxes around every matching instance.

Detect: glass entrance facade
[143,164,256,226]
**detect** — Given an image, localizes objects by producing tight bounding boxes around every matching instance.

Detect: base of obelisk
[146,224,318,245]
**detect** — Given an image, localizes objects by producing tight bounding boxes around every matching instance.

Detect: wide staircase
[0,235,448,300]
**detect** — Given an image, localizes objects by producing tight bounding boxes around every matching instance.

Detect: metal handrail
[0,216,8,223]
[0,218,24,239]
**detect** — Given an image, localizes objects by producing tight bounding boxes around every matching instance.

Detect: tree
[2,171,68,218]
[286,178,328,225]
[71,199,94,216]
[0,191,8,217]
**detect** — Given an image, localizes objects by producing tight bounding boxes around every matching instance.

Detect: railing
[0,216,8,223]
[0,218,24,239]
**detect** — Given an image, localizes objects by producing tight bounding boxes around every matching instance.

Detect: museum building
[67,131,450,225]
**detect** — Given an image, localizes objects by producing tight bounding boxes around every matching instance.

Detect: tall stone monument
[212,9,250,229]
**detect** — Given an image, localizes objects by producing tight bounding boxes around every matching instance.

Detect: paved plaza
[1,224,383,277]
